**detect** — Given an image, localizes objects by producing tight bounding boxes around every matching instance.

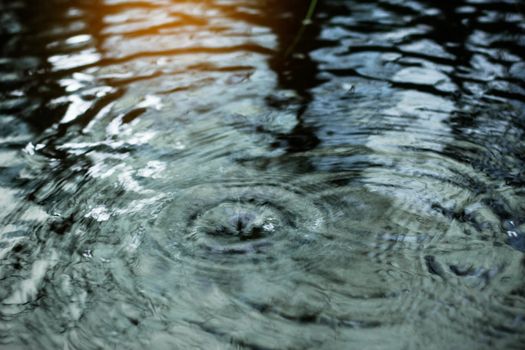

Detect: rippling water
[1,0,524,348]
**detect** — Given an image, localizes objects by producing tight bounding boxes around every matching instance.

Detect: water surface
[1,0,524,349]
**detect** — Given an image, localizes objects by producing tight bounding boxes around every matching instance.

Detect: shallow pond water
[1,0,524,349]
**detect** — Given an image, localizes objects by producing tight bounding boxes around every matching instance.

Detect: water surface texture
[1,0,525,349]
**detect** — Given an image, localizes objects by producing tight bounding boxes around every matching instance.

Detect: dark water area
[1,0,525,348]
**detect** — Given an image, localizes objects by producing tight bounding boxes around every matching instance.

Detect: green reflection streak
[284,0,319,57]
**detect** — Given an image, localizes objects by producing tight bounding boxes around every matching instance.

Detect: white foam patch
[85,206,111,222]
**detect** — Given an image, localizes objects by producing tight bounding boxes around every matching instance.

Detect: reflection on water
[1,0,524,348]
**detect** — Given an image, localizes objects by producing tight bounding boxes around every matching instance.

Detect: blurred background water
[0,0,524,349]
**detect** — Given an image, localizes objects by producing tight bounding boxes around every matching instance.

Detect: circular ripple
[135,176,431,322]
[154,181,326,258]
